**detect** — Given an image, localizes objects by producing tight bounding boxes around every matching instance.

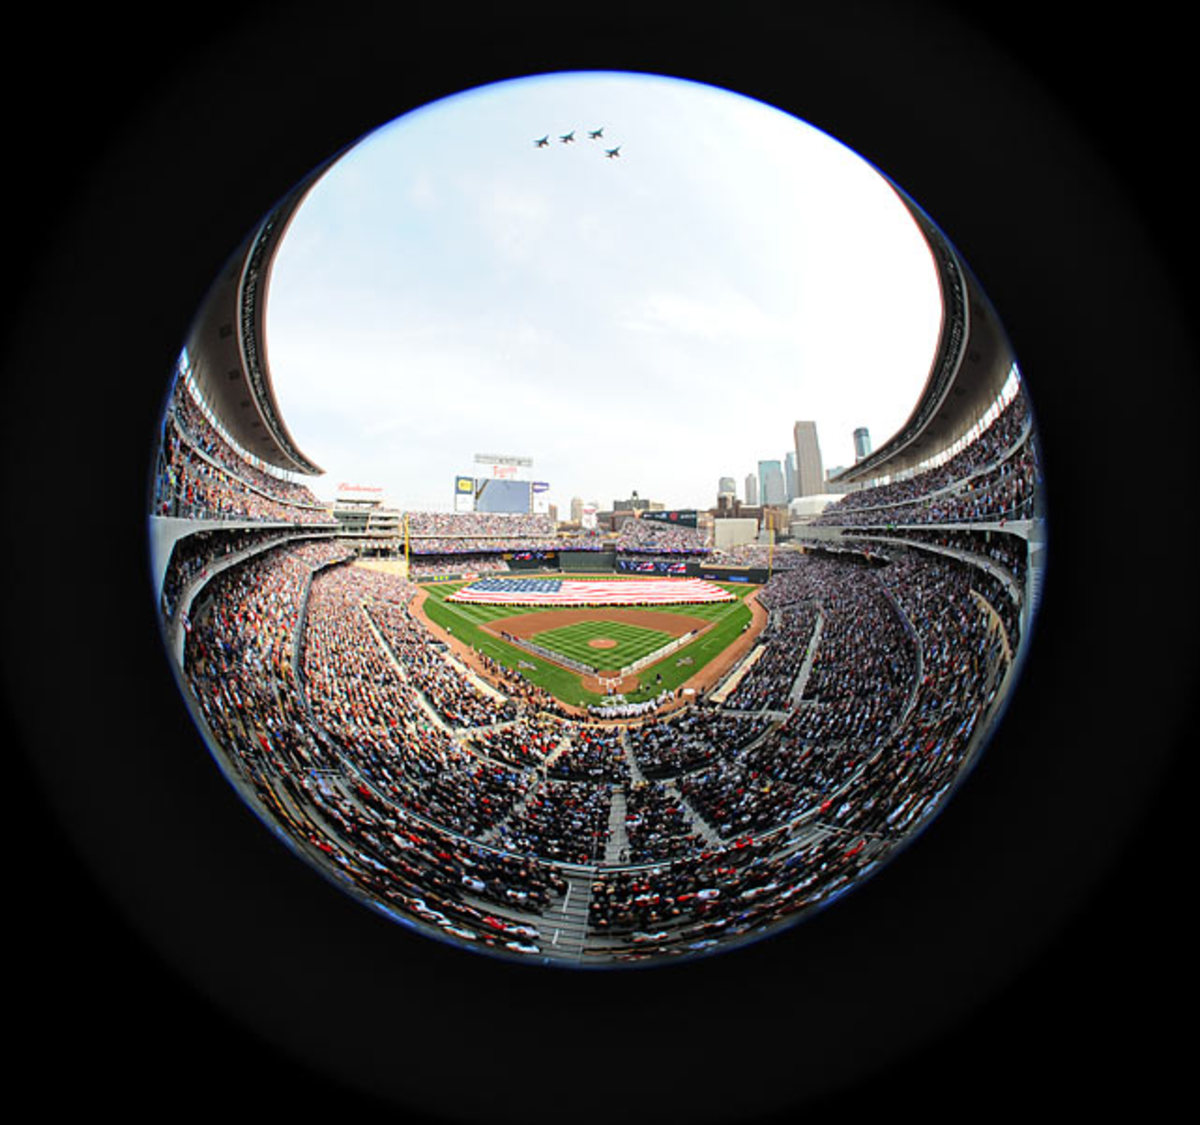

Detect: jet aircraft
[605,146,621,158]
[588,128,604,139]
[560,131,576,143]
[534,136,549,147]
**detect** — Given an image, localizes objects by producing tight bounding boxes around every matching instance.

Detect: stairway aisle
[664,779,724,848]
[604,786,628,864]
[538,869,594,965]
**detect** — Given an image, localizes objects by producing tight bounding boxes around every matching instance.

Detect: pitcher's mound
[588,638,618,649]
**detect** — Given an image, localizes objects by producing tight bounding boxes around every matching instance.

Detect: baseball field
[414,575,762,710]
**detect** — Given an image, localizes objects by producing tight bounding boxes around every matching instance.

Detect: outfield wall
[559,550,616,572]
[686,562,769,584]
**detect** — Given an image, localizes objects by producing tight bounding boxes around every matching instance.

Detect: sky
[263,70,944,513]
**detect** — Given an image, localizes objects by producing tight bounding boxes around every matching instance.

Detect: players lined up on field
[586,691,674,719]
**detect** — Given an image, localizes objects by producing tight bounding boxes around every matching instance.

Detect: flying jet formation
[531,129,620,158]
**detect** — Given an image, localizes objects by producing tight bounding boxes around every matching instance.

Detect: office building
[758,459,786,506]
[793,420,825,496]
[854,427,872,462]
[784,451,797,500]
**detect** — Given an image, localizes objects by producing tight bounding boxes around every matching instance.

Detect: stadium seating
[158,377,1039,964]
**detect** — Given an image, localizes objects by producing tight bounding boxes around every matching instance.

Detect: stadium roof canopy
[180,161,337,477]
[829,183,1017,485]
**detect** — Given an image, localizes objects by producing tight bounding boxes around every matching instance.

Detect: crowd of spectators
[546,726,629,783]
[166,410,1026,963]
[408,537,561,556]
[404,510,556,539]
[467,717,560,770]
[155,415,334,524]
[625,707,772,779]
[818,442,1038,527]
[492,778,614,865]
[364,599,520,729]
[406,555,511,578]
[160,526,305,621]
[615,519,712,555]
[678,558,918,837]
[586,832,874,954]
[301,569,528,839]
[706,543,806,570]
[184,542,601,949]
[623,780,709,863]
[720,600,820,713]
[820,385,1032,516]
[169,380,327,510]
[863,527,1028,591]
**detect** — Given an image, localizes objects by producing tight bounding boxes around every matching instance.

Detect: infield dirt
[407,578,768,720]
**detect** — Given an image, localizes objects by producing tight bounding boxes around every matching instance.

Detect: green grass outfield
[418,577,756,708]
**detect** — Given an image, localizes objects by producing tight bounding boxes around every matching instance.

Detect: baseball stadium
[146,102,1045,971]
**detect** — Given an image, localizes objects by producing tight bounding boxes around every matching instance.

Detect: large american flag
[447,576,735,606]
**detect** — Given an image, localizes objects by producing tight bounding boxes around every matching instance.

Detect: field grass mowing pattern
[418,578,757,706]
[530,620,675,669]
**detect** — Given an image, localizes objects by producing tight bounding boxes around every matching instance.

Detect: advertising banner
[640,509,698,528]
[454,475,475,512]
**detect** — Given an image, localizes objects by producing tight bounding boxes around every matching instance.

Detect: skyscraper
[793,420,825,496]
[784,451,797,500]
[854,427,872,462]
[758,459,786,506]
[718,476,737,497]
[744,473,759,506]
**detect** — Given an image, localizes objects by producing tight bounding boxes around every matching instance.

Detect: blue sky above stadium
[264,70,943,512]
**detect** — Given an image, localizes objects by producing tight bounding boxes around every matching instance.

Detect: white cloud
[263,71,946,511]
